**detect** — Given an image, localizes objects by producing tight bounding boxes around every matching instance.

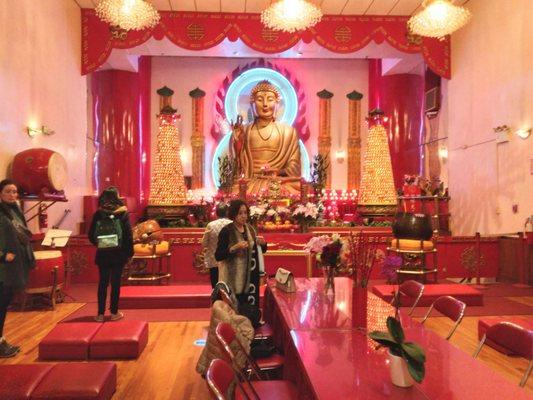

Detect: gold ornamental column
[347,90,363,191]
[317,89,333,189]
[189,87,206,189]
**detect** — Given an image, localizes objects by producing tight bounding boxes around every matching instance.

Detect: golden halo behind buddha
[249,80,282,102]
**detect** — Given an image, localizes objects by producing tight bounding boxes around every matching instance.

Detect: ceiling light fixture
[408,0,472,40]
[261,0,323,33]
[95,0,160,31]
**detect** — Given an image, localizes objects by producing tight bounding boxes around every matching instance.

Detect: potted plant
[368,316,426,388]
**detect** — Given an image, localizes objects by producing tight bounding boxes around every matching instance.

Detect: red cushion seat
[31,362,116,400]
[39,322,102,360]
[372,284,484,306]
[478,317,533,355]
[0,364,53,400]
[90,320,149,359]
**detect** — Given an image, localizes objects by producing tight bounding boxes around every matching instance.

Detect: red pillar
[379,74,425,189]
[90,70,142,212]
[138,56,152,209]
[368,59,382,111]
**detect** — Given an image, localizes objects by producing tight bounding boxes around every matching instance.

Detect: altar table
[264,278,530,400]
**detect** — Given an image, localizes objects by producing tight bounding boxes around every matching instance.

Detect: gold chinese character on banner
[187,23,205,41]
[261,28,279,42]
[334,26,351,43]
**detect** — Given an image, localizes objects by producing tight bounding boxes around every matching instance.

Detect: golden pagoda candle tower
[149,86,187,205]
[317,89,333,189]
[189,87,206,190]
[347,90,363,191]
[357,109,397,216]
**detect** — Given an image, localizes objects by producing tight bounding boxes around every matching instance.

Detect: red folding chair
[206,358,251,400]
[391,280,425,315]
[473,322,533,387]
[421,295,466,340]
[215,322,284,380]
[206,358,298,400]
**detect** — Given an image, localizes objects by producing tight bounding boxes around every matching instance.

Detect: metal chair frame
[421,295,466,340]
[473,322,533,387]
[391,280,425,316]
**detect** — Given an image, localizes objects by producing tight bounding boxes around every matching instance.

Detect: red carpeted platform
[119,285,213,309]
[372,284,484,306]
[119,284,266,309]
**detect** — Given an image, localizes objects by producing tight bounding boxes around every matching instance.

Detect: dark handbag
[250,340,276,359]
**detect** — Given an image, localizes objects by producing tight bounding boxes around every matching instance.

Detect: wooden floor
[1,299,531,398]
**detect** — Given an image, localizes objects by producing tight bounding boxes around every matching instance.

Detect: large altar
[64,227,499,285]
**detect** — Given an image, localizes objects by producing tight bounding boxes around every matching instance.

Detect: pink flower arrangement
[292,202,319,220]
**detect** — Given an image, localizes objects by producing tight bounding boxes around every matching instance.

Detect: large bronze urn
[392,213,433,240]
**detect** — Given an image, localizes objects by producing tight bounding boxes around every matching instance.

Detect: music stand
[41,229,72,248]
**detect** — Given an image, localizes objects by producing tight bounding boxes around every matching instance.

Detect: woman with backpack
[88,187,133,322]
[0,179,35,357]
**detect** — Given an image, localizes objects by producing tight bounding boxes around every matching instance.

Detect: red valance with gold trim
[81,10,450,78]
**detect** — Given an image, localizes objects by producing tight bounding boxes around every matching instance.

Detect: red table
[264,278,530,399]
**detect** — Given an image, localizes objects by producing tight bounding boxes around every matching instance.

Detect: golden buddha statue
[231,80,301,195]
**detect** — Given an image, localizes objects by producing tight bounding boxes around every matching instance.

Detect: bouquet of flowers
[292,202,319,220]
[305,234,347,272]
[249,204,268,224]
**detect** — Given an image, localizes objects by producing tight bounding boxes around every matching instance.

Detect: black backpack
[94,214,123,250]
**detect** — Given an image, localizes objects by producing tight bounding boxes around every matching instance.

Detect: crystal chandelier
[95,0,160,31]
[261,0,323,33]
[408,0,472,39]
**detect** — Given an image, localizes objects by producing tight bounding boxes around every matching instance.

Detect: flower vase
[352,285,368,330]
[323,266,335,295]
[300,219,308,233]
[389,351,414,387]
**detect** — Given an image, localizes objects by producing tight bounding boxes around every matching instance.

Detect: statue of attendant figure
[231,80,301,195]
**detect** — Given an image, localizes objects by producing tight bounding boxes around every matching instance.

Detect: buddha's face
[253,90,278,120]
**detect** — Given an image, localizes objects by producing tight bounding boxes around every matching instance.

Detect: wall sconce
[516,128,531,139]
[335,150,346,164]
[494,125,511,143]
[27,126,55,138]
[438,147,448,160]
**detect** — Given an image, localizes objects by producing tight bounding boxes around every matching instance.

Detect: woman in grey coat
[0,179,35,357]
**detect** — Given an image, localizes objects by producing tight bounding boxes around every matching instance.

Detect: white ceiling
[74,0,468,16]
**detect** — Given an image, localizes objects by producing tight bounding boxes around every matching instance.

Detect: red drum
[12,148,68,195]
[27,250,65,292]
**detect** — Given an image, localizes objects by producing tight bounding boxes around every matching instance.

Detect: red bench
[0,362,116,400]
[478,316,533,355]
[40,321,148,360]
[372,284,484,307]
[39,322,102,360]
[90,320,148,359]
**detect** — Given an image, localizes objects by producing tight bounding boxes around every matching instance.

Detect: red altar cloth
[264,278,529,400]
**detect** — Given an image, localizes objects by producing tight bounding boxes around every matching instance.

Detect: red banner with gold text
[81,10,450,79]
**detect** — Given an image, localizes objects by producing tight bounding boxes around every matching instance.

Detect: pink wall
[150,57,369,190]
[443,0,533,235]
[0,0,88,233]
